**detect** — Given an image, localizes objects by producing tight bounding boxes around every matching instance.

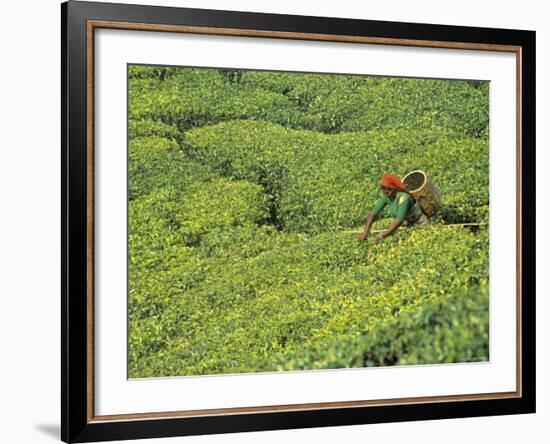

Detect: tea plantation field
[128,66,490,378]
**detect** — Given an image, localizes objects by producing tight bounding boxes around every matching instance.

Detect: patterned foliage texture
[128,66,489,377]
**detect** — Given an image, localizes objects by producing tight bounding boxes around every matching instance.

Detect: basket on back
[402,170,442,217]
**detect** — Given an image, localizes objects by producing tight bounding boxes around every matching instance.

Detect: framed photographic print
[61,1,536,442]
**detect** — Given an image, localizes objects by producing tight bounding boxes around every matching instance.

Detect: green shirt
[372,191,414,221]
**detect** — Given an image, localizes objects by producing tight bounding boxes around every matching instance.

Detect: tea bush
[129,66,488,138]
[242,71,367,111]
[128,227,489,376]
[175,178,270,246]
[242,71,488,137]
[129,69,306,132]
[128,136,216,200]
[128,119,182,143]
[260,283,489,371]
[127,65,490,377]
[306,77,489,137]
[185,120,488,231]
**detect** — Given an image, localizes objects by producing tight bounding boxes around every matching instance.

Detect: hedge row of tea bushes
[264,282,489,370]
[185,120,489,230]
[127,65,490,377]
[128,66,489,137]
[129,224,488,377]
[242,71,489,137]
[129,68,307,132]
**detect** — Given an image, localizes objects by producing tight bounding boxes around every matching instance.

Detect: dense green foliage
[127,64,490,378]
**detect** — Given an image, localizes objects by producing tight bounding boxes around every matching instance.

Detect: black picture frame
[61,1,536,442]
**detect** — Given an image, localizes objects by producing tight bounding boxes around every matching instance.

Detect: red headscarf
[380,173,406,191]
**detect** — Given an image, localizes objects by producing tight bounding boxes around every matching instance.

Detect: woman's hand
[373,233,385,243]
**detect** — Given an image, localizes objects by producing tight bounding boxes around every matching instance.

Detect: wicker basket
[402,170,442,217]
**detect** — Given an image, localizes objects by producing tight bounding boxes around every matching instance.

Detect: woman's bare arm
[358,211,377,242]
[374,218,403,242]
